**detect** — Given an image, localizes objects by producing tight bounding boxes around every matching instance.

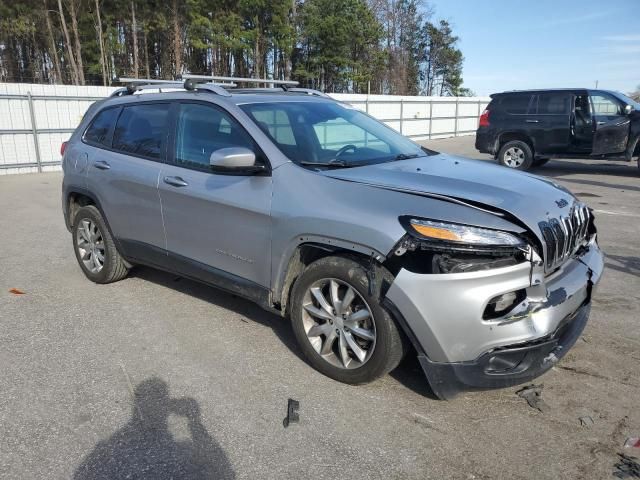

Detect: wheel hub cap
[301,278,376,370]
[76,219,105,274]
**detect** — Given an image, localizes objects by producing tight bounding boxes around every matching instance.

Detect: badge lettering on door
[215,249,254,264]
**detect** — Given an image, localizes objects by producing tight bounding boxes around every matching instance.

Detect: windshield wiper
[394,153,421,161]
[299,159,351,168]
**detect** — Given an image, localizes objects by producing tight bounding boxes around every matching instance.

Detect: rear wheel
[290,256,406,384]
[498,140,534,171]
[72,205,129,284]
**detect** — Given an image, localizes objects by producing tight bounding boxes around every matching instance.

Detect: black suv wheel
[498,140,534,171]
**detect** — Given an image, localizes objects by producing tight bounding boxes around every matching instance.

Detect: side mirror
[209,147,265,174]
[624,104,633,115]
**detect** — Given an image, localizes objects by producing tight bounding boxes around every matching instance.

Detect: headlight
[404,218,525,247]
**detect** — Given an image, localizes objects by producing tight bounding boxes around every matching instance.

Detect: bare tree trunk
[131,1,139,78]
[172,0,181,77]
[94,0,107,85]
[143,25,150,78]
[44,1,63,82]
[57,0,79,84]
[68,0,85,84]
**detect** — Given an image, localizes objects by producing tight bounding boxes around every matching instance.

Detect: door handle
[597,121,606,126]
[93,160,111,170]
[163,176,189,187]
[525,119,539,123]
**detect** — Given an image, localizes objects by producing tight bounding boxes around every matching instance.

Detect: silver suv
[61,77,604,399]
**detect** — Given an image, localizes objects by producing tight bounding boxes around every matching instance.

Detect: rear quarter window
[536,93,571,115]
[498,95,532,115]
[83,107,120,147]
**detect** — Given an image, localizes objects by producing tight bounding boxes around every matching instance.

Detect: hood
[321,153,578,244]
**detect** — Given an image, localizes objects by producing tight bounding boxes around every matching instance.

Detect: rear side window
[84,107,119,147]
[499,95,532,114]
[537,93,571,115]
[113,103,169,160]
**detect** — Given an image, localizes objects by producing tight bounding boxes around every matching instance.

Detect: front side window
[590,94,624,116]
[174,103,258,171]
[239,101,426,167]
[537,93,571,115]
[112,103,169,160]
[84,107,119,147]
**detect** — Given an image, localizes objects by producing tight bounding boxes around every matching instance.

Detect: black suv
[475,89,640,170]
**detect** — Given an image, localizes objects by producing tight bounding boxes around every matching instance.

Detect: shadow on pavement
[605,254,640,279]
[73,377,235,479]
[130,267,437,399]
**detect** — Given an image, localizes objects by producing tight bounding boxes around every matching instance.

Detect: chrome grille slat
[539,203,591,272]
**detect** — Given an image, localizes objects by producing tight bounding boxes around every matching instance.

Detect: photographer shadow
[74,377,234,480]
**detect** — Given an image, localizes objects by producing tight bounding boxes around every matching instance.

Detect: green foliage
[0,0,472,96]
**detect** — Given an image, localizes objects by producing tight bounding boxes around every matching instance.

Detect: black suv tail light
[479,109,490,127]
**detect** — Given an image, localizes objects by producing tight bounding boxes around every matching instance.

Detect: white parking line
[594,209,640,218]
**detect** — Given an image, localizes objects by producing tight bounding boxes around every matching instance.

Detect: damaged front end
[383,212,604,399]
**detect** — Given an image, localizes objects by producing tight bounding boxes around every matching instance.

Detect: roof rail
[111,78,234,97]
[286,87,330,98]
[181,74,299,87]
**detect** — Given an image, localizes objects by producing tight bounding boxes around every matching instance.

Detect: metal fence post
[399,99,404,135]
[427,99,433,139]
[453,98,459,137]
[26,92,43,173]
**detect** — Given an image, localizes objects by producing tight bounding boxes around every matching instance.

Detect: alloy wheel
[76,219,105,274]
[301,278,376,369]
[503,146,525,167]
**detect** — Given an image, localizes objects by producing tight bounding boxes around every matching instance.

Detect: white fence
[0,82,489,175]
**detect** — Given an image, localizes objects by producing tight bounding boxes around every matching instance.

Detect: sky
[428,0,640,96]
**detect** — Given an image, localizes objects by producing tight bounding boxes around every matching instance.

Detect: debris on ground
[516,384,549,412]
[579,416,594,427]
[625,438,640,449]
[8,288,25,295]
[283,398,300,428]
[613,453,640,479]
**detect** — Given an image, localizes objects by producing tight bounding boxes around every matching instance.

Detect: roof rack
[181,74,299,87]
[111,78,234,97]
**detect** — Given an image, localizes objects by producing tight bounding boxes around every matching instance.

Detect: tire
[72,205,129,284]
[533,157,550,167]
[290,255,407,384]
[626,135,639,161]
[498,140,534,171]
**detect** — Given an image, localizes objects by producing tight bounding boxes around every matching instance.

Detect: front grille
[538,204,591,271]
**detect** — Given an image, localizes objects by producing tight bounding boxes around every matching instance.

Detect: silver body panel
[386,238,604,362]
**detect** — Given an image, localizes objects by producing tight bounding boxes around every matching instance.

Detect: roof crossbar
[111,78,234,97]
[181,74,299,86]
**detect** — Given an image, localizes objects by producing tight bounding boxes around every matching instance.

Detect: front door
[158,101,273,291]
[590,93,630,155]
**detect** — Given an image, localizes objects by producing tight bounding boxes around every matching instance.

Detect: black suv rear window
[84,107,119,147]
[113,104,169,160]
[499,95,532,114]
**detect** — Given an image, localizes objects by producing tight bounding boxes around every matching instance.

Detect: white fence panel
[0,82,489,175]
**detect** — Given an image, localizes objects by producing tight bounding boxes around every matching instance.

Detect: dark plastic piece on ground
[579,416,594,427]
[283,398,300,428]
[516,384,549,413]
[613,453,640,479]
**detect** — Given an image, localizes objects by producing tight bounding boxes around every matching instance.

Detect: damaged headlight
[402,217,525,248]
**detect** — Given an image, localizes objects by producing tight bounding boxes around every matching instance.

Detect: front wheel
[498,140,534,170]
[290,256,406,384]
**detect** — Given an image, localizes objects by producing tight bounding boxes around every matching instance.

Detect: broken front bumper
[384,238,604,399]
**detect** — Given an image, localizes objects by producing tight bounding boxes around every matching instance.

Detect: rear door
[158,101,273,290]
[85,102,169,257]
[527,92,572,153]
[590,92,630,155]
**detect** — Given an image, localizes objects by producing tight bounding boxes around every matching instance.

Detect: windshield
[239,101,428,167]
[609,91,640,110]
